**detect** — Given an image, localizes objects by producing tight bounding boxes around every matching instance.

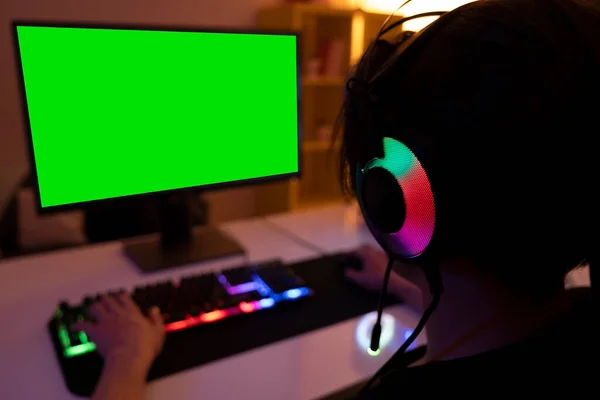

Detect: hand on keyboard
[344,245,391,292]
[54,260,313,361]
[344,245,423,312]
[73,293,166,372]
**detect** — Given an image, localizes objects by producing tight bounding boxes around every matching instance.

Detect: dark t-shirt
[364,288,597,398]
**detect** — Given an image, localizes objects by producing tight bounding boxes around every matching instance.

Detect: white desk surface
[0,204,425,400]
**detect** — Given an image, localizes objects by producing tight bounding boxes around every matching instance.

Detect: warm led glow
[350,12,365,64]
[359,0,477,31]
[239,301,256,313]
[165,319,190,332]
[200,310,227,322]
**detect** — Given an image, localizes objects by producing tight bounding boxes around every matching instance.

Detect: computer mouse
[341,254,364,272]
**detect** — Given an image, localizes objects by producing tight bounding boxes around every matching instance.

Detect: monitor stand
[123,193,245,273]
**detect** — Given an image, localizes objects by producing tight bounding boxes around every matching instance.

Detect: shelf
[303,141,340,152]
[258,2,400,18]
[259,3,355,18]
[357,7,403,16]
[296,196,344,211]
[256,3,360,216]
[303,76,345,87]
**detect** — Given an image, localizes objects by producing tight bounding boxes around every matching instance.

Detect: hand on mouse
[345,245,390,292]
[72,293,165,375]
[346,244,423,312]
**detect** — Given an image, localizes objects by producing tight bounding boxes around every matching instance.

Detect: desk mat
[49,253,400,397]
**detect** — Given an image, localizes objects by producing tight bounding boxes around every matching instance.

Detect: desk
[0,204,425,400]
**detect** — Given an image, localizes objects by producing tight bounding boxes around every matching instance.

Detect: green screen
[15,25,299,208]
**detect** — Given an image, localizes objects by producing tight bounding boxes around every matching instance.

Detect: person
[74,0,600,398]
[72,295,165,400]
[345,245,424,313]
[337,0,600,396]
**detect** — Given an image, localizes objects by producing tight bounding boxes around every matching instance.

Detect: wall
[0,0,276,222]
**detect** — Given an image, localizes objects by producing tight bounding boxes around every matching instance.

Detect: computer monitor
[13,22,301,272]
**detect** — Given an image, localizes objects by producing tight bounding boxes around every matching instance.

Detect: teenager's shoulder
[367,297,598,398]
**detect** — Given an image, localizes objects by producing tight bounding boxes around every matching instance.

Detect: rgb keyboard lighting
[57,272,311,358]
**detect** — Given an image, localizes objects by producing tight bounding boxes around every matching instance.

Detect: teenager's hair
[337,0,600,298]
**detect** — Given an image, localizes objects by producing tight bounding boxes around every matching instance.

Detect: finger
[148,306,164,328]
[117,292,140,313]
[89,301,110,321]
[149,307,166,354]
[361,244,378,258]
[101,295,123,314]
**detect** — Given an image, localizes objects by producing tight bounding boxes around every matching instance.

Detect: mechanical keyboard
[50,260,313,359]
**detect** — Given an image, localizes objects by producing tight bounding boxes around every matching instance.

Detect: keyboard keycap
[221,267,255,286]
[226,291,263,308]
[256,265,306,294]
[165,311,187,324]
[189,305,202,316]
[68,331,81,346]
[53,259,311,359]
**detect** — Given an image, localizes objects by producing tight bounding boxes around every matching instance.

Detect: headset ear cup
[357,138,436,259]
[361,167,406,234]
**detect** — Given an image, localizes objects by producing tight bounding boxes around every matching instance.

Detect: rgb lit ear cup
[357,138,436,258]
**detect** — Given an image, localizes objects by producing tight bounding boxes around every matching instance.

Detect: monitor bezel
[12,20,303,214]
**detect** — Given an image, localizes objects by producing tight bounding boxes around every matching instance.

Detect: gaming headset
[352,0,597,394]
[349,7,454,392]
